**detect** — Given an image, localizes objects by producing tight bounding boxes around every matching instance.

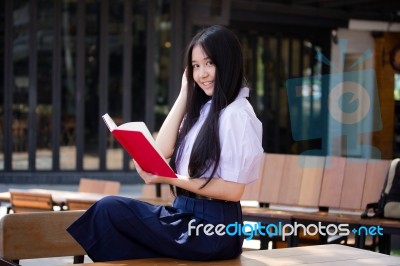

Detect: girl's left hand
[133,160,163,184]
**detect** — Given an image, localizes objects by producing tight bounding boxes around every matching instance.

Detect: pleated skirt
[67,195,244,262]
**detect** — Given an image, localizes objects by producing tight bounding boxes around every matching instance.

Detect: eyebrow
[192,56,210,63]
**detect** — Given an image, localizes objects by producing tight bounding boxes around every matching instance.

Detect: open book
[102,113,177,178]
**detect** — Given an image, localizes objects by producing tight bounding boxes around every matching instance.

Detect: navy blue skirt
[67,195,244,262]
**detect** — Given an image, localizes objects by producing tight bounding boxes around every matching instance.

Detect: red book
[102,113,177,178]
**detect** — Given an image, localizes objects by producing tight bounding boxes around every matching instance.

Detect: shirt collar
[201,87,249,116]
[237,87,250,99]
[205,87,249,106]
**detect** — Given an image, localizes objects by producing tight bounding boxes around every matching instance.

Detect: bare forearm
[156,93,187,159]
[165,177,245,202]
[134,161,245,202]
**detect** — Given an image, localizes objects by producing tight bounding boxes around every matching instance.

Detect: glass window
[13,0,29,170]
[60,0,77,170]
[255,36,265,116]
[36,0,54,170]
[0,0,4,170]
[154,0,171,130]
[104,0,148,170]
[105,0,124,170]
[395,73,400,101]
[394,73,400,158]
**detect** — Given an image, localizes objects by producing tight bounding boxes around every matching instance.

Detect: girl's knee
[94,195,122,209]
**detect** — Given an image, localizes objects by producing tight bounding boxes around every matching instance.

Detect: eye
[206,61,214,66]
[192,64,199,69]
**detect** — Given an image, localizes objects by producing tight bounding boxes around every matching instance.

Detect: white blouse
[176,87,264,184]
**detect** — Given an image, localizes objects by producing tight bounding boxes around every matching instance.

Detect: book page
[102,113,117,132]
[102,113,170,167]
[118,122,155,145]
[118,122,168,164]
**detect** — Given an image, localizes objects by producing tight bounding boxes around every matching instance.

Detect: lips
[199,81,214,96]
[202,81,214,87]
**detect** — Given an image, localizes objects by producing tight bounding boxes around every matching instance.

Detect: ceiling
[231,0,400,29]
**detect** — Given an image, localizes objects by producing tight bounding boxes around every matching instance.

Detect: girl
[67,25,263,262]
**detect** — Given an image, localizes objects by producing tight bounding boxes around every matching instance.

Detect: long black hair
[170,25,245,190]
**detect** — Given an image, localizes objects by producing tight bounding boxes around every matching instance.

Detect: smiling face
[191,45,216,96]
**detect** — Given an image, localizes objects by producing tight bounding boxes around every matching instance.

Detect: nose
[199,66,209,78]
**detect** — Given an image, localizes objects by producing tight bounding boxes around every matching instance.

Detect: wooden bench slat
[140,184,174,203]
[78,178,121,195]
[241,154,266,201]
[10,191,54,213]
[66,244,396,265]
[361,159,391,209]
[0,211,86,261]
[339,158,368,210]
[298,156,325,207]
[258,153,285,204]
[66,199,95,210]
[319,156,346,209]
[277,154,304,205]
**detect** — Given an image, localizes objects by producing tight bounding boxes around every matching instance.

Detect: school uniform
[67,87,264,262]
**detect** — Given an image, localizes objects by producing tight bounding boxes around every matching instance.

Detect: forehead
[192,45,209,61]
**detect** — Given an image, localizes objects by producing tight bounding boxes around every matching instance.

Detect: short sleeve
[217,109,264,184]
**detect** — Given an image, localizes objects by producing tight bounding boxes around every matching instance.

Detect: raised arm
[155,71,188,159]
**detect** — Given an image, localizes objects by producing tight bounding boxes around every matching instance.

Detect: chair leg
[73,255,84,264]
[379,234,391,255]
[259,235,270,249]
[0,258,19,266]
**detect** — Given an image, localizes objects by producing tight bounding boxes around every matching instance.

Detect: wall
[373,32,400,159]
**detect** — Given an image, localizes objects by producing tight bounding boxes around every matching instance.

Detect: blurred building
[0,0,400,183]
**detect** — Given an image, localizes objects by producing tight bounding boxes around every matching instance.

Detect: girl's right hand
[180,69,188,97]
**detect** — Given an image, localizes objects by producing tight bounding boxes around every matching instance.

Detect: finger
[133,160,142,171]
